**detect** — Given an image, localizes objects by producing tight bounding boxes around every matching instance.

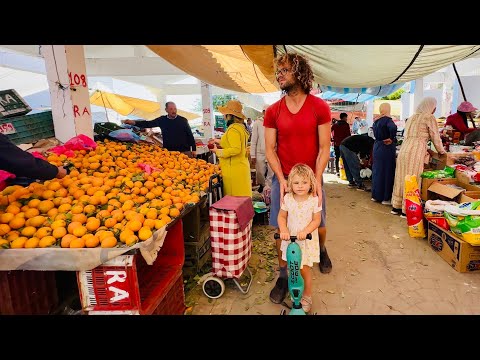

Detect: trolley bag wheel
[202,276,225,299]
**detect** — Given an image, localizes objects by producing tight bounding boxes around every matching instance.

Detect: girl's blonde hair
[287,163,317,195]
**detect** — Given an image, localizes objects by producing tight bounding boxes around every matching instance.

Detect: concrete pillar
[400,92,414,119]
[154,91,167,110]
[365,100,374,127]
[200,81,214,139]
[42,45,93,143]
[412,78,424,113]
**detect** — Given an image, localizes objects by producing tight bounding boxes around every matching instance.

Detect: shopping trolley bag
[209,195,254,278]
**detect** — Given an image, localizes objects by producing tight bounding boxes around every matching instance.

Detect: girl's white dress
[280,193,321,268]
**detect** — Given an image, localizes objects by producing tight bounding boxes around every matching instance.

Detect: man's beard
[280,79,298,94]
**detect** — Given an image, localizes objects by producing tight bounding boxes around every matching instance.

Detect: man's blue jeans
[339,145,362,186]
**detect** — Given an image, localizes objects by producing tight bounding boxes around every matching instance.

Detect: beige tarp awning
[147,45,278,93]
[89,90,201,121]
[148,45,480,93]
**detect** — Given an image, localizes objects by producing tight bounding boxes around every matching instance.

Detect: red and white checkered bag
[209,208,253,279]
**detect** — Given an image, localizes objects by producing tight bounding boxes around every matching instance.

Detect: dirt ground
[184,174,480,315]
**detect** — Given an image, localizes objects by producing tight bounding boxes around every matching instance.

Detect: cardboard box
[421,178,457,201]
[429,152,447,170]
[427,222,480,272]
[446,152,475,166]
[421,178,480,202]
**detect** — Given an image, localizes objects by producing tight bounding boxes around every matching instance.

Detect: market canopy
[148,45,480,93]
[89,90,201,121]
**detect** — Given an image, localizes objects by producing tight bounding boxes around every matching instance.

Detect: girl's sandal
[301,295,312,313]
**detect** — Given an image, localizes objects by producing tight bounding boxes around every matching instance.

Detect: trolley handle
[209,174,222,192]
[274,233,312,241]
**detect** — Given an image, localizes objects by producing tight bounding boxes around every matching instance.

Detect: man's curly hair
[275,52,314,94]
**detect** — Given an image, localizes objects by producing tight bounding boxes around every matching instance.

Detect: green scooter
[274,233,314,315]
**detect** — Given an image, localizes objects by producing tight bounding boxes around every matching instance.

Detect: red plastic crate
[0,270,58,315]
[77,220,185,315]
[150,271,185,315]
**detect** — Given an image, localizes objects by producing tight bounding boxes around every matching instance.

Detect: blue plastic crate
[0,111,55,144]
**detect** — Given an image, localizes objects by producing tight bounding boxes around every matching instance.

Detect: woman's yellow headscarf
[379,103,392,117]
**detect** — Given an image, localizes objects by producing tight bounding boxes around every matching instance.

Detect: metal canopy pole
[452,63,476,129]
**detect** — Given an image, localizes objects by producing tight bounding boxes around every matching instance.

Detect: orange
[51,219,67,230]
[138,227,152,241]
[6,205,21,215]
[55,188,68,198]
[25,237,40,249]
[6,231,19,241]
[86,218,101,232]
[169,208,180,218]
[154,219,167,230]
[58,203,72,213]
[38,200,55,214]
[84,234,100,248]
[30,215,47,228]
[0,213,14,224]
[72,226,87,238]
[11,237,27,248]
[35,227,53,239]
[125,235,138,247]
[72,213,87,224]
[47,208,59,218]
[119,229,134,243]
[47,181,62,192]
[127,220,142,232]
[143,219,156,229]
[69,237,85,248]
[61,234,76,248]
[67,221,83,234]
[100,236,117,248]
[9,217,25,230]
[39,236,56,248]
[97,230,114,242]
[28,199,41,208]
[71,205,84,214]
[21,226,37,237]
[104,218,117,228]
[52,227,67,239]
[146,209,158,220]
[41,190,55,199]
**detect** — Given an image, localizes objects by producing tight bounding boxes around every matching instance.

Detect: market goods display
[444,201,480,246]
[0,139,220,249]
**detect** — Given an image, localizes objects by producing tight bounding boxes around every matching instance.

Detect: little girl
[278,163,322,313]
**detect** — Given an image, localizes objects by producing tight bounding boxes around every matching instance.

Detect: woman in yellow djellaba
[211,100,252,197]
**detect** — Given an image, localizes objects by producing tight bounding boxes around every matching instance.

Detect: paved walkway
[185,174,480,315]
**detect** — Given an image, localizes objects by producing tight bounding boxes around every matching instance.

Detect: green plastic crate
[94,122,124,137]
[0,111,55,144]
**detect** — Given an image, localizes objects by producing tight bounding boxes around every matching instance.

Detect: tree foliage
[381,89,405,100]
[192,94,238,112]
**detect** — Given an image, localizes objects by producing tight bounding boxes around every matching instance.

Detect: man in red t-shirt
[264,52,332,306]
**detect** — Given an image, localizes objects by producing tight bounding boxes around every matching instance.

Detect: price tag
[0,122,16,135]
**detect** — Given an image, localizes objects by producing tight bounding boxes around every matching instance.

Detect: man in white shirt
[352,116,369,135]
[250,104,273,193]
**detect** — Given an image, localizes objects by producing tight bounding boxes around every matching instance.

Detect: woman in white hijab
[391,97,446,217]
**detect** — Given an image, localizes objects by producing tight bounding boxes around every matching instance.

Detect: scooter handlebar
[274,233,312,240]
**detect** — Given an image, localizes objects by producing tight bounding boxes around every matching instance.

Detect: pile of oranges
[0,139,220,249]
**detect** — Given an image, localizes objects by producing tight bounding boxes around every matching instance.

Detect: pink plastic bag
[63,134,97,151]
[0,170,16,191]
[138,163,161,175]
[48,135,96,156]
[31,151,47,161]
